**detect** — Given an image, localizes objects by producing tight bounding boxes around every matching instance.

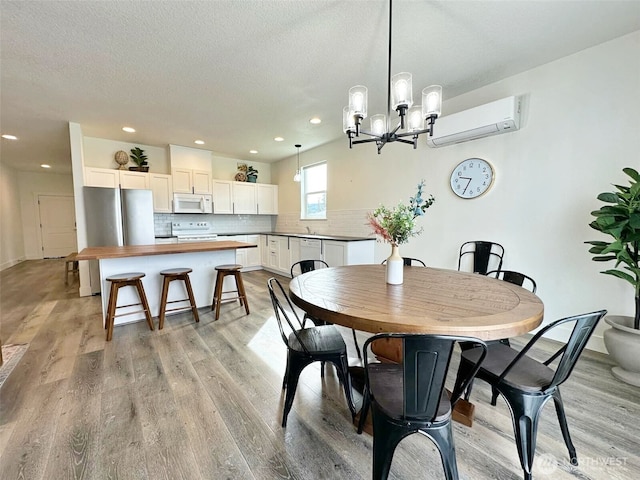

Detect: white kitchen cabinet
[212,179,233,214]
[256,184,278,215]
[150,173,173,212]
[289,237,300,268]
[155,237,178,244]
[264,235,290,274]
[217,234,261,271]
[232,182,257,214]
[322,239,375,267]
[172,168,212,194]
[246,234,261,269]
[84,167,151,190]
[84,167,119,188]
[260,235,269,267]
[119,170,150,189]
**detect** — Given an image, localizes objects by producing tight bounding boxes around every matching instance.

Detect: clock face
[450,158,494,199]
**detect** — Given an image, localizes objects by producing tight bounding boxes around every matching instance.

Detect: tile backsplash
[154,209,373,239]
[275,209,372,238]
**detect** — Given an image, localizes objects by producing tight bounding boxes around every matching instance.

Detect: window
[301,162,326,219]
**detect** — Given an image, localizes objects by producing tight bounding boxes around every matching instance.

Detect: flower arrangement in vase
[367,180,435,284]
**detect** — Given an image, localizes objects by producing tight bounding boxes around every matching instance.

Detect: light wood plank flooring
[0,259,638,479]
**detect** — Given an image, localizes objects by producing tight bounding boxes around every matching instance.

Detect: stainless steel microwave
[173,193,213,214]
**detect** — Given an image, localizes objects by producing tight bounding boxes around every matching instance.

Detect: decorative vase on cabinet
[386,245,403,285]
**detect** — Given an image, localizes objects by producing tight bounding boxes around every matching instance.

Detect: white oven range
[172,222,218,243]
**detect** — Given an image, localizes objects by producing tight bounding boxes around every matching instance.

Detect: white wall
[84,137,170,173]
[82,137,272,183]
[273,31,640,352]
[18,171,74,259]
[0,163,26,270]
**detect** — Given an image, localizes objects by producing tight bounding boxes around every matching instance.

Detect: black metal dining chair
[458,241,504,275]
[486,269,537,293]
[454,310,607,480]
[358,333,488,480]
[380,257,426,267]
[462,268,538,400]
[290,259,362,361]
[290,259,329,277]
[267,277,357,427]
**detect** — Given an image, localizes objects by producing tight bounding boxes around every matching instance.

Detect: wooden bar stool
[64,252,79,285]
[158,268,200,329]
[104,272,154,341]
[211,264,250,320]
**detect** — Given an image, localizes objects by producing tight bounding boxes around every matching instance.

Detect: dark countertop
[155,232,374,242]
[273,233,373,242]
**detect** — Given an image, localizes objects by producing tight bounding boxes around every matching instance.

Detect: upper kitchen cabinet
[232,181,257,214]
[169,144,213,194]
[84,167,149,189]
[172,168,212,194]
[149,173,173,213]
[212,179,233,214]
[119,170,150,189]
[85,167,119,188]
[256,184,278,215]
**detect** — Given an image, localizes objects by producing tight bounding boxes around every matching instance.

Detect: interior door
[38,195,77,258]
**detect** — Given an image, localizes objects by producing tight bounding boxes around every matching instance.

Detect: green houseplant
[367,180,435,284]
[585,167,640,385]
[129,147,149,172]
[246,165,258,182]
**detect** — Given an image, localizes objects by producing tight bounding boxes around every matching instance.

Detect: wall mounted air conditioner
[427,96,521,148]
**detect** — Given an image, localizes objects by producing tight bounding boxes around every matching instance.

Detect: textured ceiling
[1,0,639,173]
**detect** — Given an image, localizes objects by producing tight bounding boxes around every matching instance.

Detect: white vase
[386,245,403,285]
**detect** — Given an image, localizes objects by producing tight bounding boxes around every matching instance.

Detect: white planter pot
[603,315,640,387]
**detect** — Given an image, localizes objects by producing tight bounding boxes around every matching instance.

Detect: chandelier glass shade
[293,144,301,182]
[343,0,442,153]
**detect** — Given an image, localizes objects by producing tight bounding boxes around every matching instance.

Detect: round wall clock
[450,158,495,199]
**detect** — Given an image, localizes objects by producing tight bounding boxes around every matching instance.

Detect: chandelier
[343,0,442,154]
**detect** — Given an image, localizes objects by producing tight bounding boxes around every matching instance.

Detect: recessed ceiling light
[309,117,322,124]
[2,134,18,140]
[249,150,258,154]
[274,137,284,142]
[194,140,205,145]
[41,164,51,169]
[122,127,136,133]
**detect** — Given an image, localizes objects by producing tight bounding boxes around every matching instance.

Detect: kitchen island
[76,241,256,327]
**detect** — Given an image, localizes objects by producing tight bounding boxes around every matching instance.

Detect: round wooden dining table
[289,264,544,341]
[289,264,544,428]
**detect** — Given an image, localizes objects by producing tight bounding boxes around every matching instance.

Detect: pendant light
[293,144,301,182]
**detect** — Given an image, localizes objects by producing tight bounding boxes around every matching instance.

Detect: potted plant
[585,167,640,386]
[129,147,149,172]
[246,165,258,182]
[367,180,435,284]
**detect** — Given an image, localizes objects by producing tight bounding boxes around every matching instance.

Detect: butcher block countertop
[76,241,256,260]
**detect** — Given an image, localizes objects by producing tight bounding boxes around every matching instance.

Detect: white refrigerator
[84,186,155,294]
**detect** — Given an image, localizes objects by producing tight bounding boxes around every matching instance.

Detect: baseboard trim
[0,257,26,272]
